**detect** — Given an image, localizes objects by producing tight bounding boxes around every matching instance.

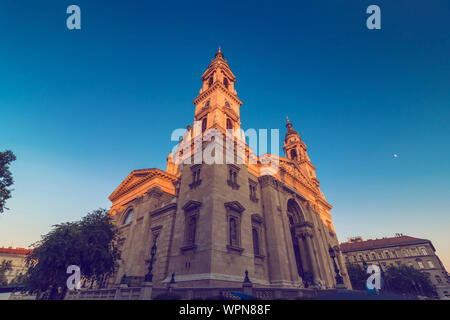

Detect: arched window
[229,217,238,246]
[225,100,231,108]
[226,118,233,130]
[123,209,134,225]
[223,77,229,89]
[290,149,298,161]
[252,228,260,255]
[202,117,207,133]
[287,199,305,223]
[208,76,213,88]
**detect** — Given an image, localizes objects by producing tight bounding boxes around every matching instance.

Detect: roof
[109,168,178,201]
[0,247,32,256]
[340,236,433,253]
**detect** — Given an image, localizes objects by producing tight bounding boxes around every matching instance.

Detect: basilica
[107,49,351,291]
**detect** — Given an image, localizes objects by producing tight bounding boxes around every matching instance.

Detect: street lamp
[329,246,344,286]
[144,241,157,283]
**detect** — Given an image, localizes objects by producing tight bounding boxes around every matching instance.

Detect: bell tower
[283,117,319,185]
[192,48,243,135]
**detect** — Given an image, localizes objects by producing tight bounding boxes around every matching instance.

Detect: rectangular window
[249,179,258,202]
[227,165,240,190]
[189,165,202,189]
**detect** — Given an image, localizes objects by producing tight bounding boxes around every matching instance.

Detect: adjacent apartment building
[340,234,450,299]
[0,247,31,285]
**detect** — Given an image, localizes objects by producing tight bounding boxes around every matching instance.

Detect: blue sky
[0,1,449,269]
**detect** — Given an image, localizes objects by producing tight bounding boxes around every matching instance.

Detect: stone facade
[106,49,351,291]
[340,235,450,299]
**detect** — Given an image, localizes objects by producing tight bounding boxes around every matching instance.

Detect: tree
[346,263,367,291]
[0,260,13,286]
[0,150,16,213]
[384,265,436,298]
[23,209,120,300]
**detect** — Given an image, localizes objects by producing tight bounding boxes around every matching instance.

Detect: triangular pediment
[182,200,202,211]
[109,168,177,201]
[224,201,245,213]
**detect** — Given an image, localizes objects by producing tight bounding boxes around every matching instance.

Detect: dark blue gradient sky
[0,1,449,268]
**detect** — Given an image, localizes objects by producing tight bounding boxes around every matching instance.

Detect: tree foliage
[384,265,436,298]
[0,150,16,213]
[0,260,13,285]
[23,209,120,299]
[346,263,367,291]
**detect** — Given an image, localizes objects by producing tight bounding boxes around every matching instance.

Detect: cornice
[193,82,242,106]
[150,203,177,217]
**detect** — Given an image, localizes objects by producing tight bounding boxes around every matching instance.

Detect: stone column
[304,233,321,284]
[296,237,310,274]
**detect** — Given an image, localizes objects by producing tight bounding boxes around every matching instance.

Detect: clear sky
[0,1,449,270]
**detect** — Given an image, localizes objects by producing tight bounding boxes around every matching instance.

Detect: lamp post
[329,246,345,287]
[145,241,157,283]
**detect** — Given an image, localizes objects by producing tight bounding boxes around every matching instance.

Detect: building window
[181,200,202,251]
[224,201,245,253]
[427,260,435,268]
[223,77,229,89]
[249,179,258,202]
[226,118,233,130]
[410,248,418,256]
[123,209,134,225]
[371,253,377,260]
[420,247,428,255]
[203,99,210,110]
[183,213,198,249]
[359,255,364,261]
[202,117,208,133]
[225,100,231,108]
[186,216,197,246]
[378,252,383,259]
[385,251,391,259]
[365,254,370,261]
[435,275,443,284]
[402,249,410,257]
[252,228,260,256]
[290,149,298,161]
[208,76,213,88]
[229,217,239,246]
[189,165,202,189]
[227,165,240,190]
[417,261,425,269]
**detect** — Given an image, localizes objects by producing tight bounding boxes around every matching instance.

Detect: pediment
[182,200,202,211]
[251,213,264,224]
[224,201,245,213]
[109,168,178,201]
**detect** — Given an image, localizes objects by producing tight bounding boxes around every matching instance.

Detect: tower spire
[215,46,224,59]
